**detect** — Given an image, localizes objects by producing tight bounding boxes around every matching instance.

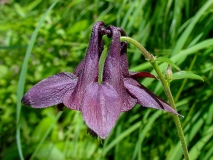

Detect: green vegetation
[1,0,213,159]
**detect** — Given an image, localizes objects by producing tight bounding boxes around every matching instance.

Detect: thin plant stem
[120,36,190,160]
[16,1,59,159]
[98,46,108,84]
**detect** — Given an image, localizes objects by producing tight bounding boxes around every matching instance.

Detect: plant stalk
[120,36,190,160]
[98,46,108,84]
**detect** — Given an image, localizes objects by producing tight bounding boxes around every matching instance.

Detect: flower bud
[165,65,172,81]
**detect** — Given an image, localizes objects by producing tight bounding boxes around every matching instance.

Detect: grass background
[0,0,213,159]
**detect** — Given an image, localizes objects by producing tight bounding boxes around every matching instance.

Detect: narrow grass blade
[30,111,63,160]
[16,1,59,159]
[102,121,141,156]
[189,126,213,160]
[172,0,213,56]
[172,39,213,65]
[132,111,160,159]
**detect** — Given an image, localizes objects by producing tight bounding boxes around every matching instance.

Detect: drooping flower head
[22,21,180,139]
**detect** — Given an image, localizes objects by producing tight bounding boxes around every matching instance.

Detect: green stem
[120,36,190,160]
[16,1,59,159]
[98,45,108,84]
[120,37,152,61]
[151,61,189,160]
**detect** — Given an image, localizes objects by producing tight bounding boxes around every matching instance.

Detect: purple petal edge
[22,72,77,108]
[81,83,121,139]
[124,78,181,116]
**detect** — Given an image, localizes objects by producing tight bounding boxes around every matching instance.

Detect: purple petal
[121,89,137,112]
[124,78,180,115]
[119,41,138,111]
[81,83,121,139]
[21,72,77,108]
[129,72,156,79]
[63,22,105,110]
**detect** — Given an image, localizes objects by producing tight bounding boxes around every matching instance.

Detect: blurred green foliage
[0,0,213,159]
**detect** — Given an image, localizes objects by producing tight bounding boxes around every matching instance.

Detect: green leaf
[172,71,204,81]
[189,126,213,160]
[156,57,181,71]
[172,0,213,56]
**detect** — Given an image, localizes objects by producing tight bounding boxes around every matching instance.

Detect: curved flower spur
[22,21,180,139]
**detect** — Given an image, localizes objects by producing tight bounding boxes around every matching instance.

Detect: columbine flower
[22,21,179,139]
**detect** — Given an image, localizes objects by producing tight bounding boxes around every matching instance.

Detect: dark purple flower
[22,22,179,139]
